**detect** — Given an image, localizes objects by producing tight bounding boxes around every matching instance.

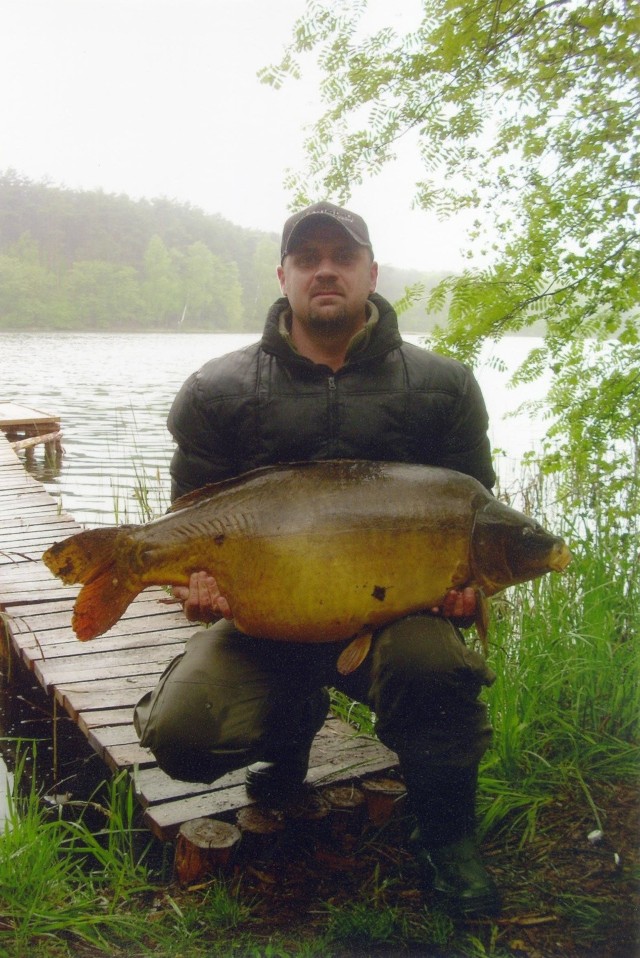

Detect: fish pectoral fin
[336,631,373,676]
[474,589,490,655]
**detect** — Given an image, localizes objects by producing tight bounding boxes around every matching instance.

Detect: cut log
[174,817,241,885]
[361,776,407,826]
[236,805,286,863]
[11,431,62,452]
[321,784,366,839]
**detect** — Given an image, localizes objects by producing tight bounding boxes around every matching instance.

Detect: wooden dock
[0,432,398,842]
[0,401,63,455]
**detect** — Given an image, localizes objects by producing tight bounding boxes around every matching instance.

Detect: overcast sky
[2,0,472,272]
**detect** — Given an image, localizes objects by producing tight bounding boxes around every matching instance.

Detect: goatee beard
[306,308,351,334]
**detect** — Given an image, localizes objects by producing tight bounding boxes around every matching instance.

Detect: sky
[2,0,472,272]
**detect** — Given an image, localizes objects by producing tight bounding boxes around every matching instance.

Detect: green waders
[134,613,498,912]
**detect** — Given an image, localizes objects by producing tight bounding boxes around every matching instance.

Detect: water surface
[2,330,546,525]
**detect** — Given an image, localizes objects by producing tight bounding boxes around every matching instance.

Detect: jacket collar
[260,292,403,366]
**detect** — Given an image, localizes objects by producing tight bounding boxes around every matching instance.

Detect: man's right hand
[173,570,233,623]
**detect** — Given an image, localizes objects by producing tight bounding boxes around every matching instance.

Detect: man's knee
[373,614,495,690]
[134,625,275,781]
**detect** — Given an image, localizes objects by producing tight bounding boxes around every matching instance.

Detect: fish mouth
[549,541,572,572]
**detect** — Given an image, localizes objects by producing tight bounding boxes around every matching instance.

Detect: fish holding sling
[42,460,571,673]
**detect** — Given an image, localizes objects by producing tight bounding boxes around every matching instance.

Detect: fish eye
[522,523,544,538]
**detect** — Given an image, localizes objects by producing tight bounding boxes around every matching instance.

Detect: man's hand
[431,587,477,621]
[173,570,233,623]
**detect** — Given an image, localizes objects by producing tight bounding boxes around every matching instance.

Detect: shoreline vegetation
[1,458,638,957]
[0,172,459,336]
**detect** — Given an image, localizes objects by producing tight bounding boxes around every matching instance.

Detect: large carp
[43,460,571,673]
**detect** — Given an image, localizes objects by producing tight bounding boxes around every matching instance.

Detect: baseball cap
[280,202,373,262]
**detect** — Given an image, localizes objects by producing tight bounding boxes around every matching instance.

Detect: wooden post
[174,817,241,885]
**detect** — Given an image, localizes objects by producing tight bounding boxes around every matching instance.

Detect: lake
[1,330,548,526]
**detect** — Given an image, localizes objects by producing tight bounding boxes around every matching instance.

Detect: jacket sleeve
[438,367,496,491]
[167,370,238,501]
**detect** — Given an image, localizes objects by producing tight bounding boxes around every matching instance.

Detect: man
[134,202,500,916]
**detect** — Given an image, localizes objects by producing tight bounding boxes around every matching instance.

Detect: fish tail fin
[43,527,124,585]
[43,527,141,641]
[73,571,140,641]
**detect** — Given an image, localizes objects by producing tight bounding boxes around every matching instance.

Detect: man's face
[277,220,378,334]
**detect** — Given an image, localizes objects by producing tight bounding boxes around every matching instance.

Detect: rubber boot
[403,762,500,917]
[245,688,329,803]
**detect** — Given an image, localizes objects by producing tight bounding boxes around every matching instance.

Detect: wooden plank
[77,707,139,732]
[9,597,180,635]
[0,548,49,565]
[0,402,60,427]
[133,766,245,806]
[104,741,157,771]
[14,624,191,667]
[0,586,78,606]
[0,499,65,516]
[0,475,45,491]
[88,725,154,768]
[0,534,76,553]
[0,560,71,582]
[56,685,155,720]
[0,490,57,509]
[0,516,72,531]
[55,672,164,701]
[33,644,182,689]
[0,514,81,532]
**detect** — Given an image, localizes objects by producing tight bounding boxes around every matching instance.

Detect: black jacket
[168,293,496,500]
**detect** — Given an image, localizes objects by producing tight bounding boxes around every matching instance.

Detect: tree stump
[174,817,241,885]
[361,776,407,826]
[236,805,286,863]
[280,789,331,852]
[321,784,366,840]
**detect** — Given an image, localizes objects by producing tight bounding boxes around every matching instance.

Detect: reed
[476,488,639,839]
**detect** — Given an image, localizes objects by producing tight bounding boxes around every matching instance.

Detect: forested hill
[0,172,449,333]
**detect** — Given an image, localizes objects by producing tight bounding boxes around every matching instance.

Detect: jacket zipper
[327,374,338,445]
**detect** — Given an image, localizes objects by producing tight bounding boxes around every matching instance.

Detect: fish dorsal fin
[167,461,331,513]
[168,484,227,512]
[336,631,373,676]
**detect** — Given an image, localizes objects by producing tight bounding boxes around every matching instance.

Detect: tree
[261,0,639,499]
[64,261,142,329]
[0,233,63,327]
[245,237,283,329]
[181,242,244,330]
[141,235,182,328]
[0,253,61,328]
